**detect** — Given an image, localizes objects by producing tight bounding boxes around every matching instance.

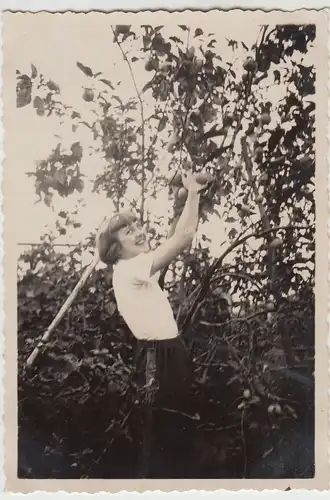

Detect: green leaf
[115,25,131,35]
[158,116,167,132]
[71,142,83,158]
[76,61,93,77]
[72,178,84,193]
[31,64,38,79]
[227,39,238,50]
[225,217,237,223]
[207,39,216,48]
[170,36,183,44]
[131,57,139,62]
[141,24,153,33]
[80,121,92,129]
[194,28,203,37]
[47,80,60,92]
[178,25,189,31]
[274,70,281,84]
[100,79,114,89]
[105,301,116,316]
[142,80,153,94]
[112,95,123,106]
[16,75,32,108]
[33,96,44,110]
[44,193,53,207]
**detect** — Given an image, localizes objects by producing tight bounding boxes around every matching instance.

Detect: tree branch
[241,137,270,230]
[241,136,276,298]
[200,309,268,328]
[180,224,312,335]
[211,271,263,291]
[112,26,146,222]
[255,25,269,62]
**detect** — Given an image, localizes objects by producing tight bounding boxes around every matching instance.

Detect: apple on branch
[83,88,94,102]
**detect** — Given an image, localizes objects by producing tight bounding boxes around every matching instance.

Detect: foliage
[17,23,315,478]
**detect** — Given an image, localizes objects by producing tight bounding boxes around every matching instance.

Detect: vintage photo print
[2,9,329,494]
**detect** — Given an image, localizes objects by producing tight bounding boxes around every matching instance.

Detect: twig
[120,411,132,429]
[211,271,263,290]
[198,423,241,432]
[112,26,146,222]
[255,25,269,62]
[212,225,312,269]
[186,27,191,50]
[18,242,79,247]
[241,136,276,299]
[161,407,200,421]
[135,98,172,204]
[197,345,217,384]
[241,137,270,231]
[188,299,206,327]
[199,309,268,328]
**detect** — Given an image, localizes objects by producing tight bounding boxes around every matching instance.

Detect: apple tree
[16,23,315,478]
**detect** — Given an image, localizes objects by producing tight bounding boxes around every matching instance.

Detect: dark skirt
[134,336,192,403]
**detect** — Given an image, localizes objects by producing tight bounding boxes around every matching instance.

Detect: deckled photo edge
[2,8,329,493]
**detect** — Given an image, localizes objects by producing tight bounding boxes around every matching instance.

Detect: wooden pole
[25,217,110,369]
[26,254,100,369]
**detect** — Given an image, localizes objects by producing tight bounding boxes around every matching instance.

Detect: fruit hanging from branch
[300,155,312,167]
[195,172,214,187]
[243,389,251,399]
[159,61,172,74]
[145,58,158,72]
[223,114,234,127]
[254,146,263,162]
[177,187,188,202]
[186,46,195,60]
[266,301,276,312]
[243,57,257,72]
[170,172,183,187]
[260,172,269,183]
[238,203,253,217]
[83,88,94,102]
[167,131,179,153]
[269,237,283,249]
[195,58,203,71]
[260,112,271,126]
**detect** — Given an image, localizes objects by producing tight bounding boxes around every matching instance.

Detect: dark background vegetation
[17,23,315,478]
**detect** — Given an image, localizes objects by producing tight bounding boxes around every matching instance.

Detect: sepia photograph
[2,9,329,493]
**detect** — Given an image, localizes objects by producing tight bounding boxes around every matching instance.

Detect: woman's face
[116,220,149,259]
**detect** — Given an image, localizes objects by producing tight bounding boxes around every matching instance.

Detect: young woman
[97,171,209,400]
